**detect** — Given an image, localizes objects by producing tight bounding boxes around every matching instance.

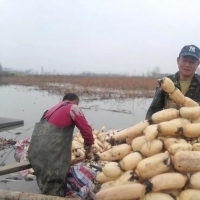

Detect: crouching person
[28,93,94,197]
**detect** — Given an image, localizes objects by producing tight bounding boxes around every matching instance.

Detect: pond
[0,85,153,194]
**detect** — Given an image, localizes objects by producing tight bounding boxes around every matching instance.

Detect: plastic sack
[14,137,33,180]
[14,137,30,163]
[66,162,96,199]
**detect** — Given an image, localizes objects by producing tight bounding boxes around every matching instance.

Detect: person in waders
[146,44,200,119]
[28,93,94,197]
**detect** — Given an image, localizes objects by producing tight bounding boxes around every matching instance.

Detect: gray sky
[1,0,200,75]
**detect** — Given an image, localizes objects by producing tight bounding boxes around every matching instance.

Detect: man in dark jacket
[146,45,200,120]
[28,93,94,197]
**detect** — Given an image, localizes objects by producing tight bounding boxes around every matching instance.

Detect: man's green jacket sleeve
[145,87,165,120]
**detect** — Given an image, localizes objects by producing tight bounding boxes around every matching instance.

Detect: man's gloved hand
[84,144,92,159]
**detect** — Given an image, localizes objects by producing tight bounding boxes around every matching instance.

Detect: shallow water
[0,85,153,194]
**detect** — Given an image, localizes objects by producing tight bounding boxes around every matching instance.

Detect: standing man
[146,44,200,119]
[28,93,94,197]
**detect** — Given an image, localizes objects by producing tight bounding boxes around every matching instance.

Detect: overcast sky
[1,0,200,75]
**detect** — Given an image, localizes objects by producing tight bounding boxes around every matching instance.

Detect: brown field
[1,75,159,99]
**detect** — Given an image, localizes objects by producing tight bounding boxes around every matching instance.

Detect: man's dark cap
[179,45,200,61]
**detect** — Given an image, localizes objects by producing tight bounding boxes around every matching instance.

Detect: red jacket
[43,101,94,145]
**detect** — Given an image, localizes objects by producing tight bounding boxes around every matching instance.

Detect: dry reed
[1,75,159,99]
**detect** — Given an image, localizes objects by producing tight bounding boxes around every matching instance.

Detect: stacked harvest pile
[92,77,200,200]
[71,126,113,160]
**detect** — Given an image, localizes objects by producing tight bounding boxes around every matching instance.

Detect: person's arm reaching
[70,105,94,146]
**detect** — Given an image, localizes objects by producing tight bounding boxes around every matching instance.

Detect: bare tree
[0,63,2,73]
[0,63,2,81]
[152,66,160,77]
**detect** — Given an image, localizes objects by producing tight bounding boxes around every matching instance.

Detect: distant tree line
[0,64,15,80]
[0,63,2,74]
